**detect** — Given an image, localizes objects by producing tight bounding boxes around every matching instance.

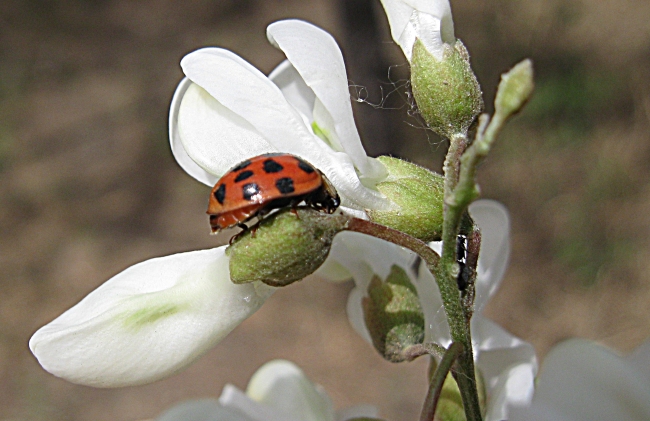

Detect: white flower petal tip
[379,0,455,60]
[156,399,256,421]
[156,360,377,421]
[509,338,650,421]
[266,20,387,183]
[169,20,390,213]
[29,247,275,387]
[245,360,335,421]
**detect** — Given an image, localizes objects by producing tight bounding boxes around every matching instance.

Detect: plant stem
[420,342,463,421]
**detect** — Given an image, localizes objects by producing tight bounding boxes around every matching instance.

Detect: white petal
[328,231,421,342]
[169,77,220,186]
[268,59,315,123]
[472,319,537,421]
[379,0,454,60]
[469,200,510,312]
[156,399,256,421]
[219,385,301,421]
[246,360,336,421]
[180,48,389,211]
[509,339,650,421]
[625,338,650,382]
[29,248,275,387]
[266,20,386,183]
[178,82,275,180]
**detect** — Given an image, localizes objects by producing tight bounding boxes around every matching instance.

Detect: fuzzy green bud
[362,265,425,362]
[366,156,444,242]
[494,59,534,120]
[227,208,347,287]
[411,40,483,138]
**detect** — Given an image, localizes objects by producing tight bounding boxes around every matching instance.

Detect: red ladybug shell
[207,153,340,233]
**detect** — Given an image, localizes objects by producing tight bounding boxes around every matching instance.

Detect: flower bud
[411,40,483,138]
[362,265,425,362]
[366,156,444,242]
[494,59,534,120]
[227,208,348,287]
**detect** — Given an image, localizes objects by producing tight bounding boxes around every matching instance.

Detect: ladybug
[207,153,340,234]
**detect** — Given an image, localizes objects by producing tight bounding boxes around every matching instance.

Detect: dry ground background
[1,0,650,419]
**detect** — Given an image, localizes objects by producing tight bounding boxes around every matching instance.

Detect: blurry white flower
[155,360,378,421]
[30,247,275,387]
[379,0,455,60]
[322,200,537,421]
[169,19,390,218]
[509,338,650,421]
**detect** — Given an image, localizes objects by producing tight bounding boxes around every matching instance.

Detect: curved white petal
[268,60,315,123]
[245,360,336,421]
[156,399,256,421]
[470,200,510,312]
[29,248,275,387]
[177,48,389,211]
[219,385,302,421]
[178,82,275,180]
[509,339,650,421]
[266,20,386,183]
[379,0,454,60]
[472,319,537,421]
[169,77,220,186]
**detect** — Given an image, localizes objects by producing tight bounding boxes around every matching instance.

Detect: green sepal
[411,39,483,138]
[366,156,444,242]
[227,208,347,287]
[362,265,425,362]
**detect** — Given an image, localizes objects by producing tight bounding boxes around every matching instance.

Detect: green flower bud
[227,208,347,287]
[411,39,483,138]
[366,156,444,242]
[362,265,425,362]
[494,58,534,119]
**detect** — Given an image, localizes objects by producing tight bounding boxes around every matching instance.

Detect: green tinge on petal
[121,302,187,330]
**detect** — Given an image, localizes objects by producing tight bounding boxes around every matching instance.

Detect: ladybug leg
[289,198,303,219]
[229,223,249,245]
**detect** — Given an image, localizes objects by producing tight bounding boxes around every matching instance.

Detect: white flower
[169,19,390,218]
[379,0,455,60]
[30,247,275,387]
[322,200,537,421]
[509,338,650,421]
[29,18,395,389]
[154,360,378,421]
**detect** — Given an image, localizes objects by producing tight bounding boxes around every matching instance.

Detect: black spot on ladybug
[296,159,315,174]
[242,183,261,201]
[263,159,284,173]
[275,177,295,194]
[234,170,254,182]
[232,160,252,172]
[214,184,226,205]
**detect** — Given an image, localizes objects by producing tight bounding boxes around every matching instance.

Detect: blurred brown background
[1,0,649,419]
